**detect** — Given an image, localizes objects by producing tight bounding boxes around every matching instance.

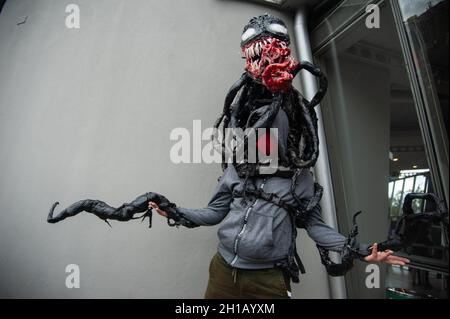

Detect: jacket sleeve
[304,204,347,252]
[304,205,370,256]
[175,169,233,226]
[295,169,369,255]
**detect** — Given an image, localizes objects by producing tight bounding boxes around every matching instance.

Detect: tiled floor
[385,265,448,299]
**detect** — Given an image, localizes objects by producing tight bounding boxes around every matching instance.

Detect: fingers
[156,207,168,217]
[148,202,168,217]
[379,250,394,261]
[386,258,406,266]
[370,243,378,259]
[366,243,411,265]
[364,243,378,262]
[397,256,410,263]
[387,255,410,265]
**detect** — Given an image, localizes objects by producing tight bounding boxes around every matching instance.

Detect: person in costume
[48,14,410,299]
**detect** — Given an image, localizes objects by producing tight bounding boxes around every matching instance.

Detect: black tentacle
[212,73,250,171]
[213,72,250,131]
[286,88,320,168]
[214,61,327,174]
[291,61,328,109]
[47,192,178,228]
[245,93,282,129]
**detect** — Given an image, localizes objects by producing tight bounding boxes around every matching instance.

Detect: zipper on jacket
[230,178,266,267]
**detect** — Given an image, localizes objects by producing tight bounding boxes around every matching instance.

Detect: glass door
[313,0,448,298]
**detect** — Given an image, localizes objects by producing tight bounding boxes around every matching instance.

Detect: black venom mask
[241,14,298,92]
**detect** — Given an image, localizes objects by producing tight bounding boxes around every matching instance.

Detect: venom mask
[241,14,299,93]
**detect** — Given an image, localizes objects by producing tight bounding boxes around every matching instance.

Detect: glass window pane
[311,0,375,51]
[414,175,427,193]
[391,179,405,217]
[398,0,449,202]
[403,176,415,194]
[315,0,447,298]
[388,180,395,200]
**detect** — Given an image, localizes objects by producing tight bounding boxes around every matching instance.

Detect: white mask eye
[268,23,287,35]
[241,28,256,42]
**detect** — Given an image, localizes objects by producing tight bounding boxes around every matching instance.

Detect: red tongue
[261,61,294,93]
[244,38,299,92]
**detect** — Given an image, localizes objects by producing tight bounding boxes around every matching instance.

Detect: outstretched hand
[149,202,411,268]
[149,202,168,217]
[364,243,410,266]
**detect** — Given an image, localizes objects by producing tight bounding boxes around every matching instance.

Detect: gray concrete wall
[0,0,331,298]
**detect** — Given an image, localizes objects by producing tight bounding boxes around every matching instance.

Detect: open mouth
[243,37,284,71]
[242,37,299,92]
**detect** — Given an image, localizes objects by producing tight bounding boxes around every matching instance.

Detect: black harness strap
[232,186,314,282]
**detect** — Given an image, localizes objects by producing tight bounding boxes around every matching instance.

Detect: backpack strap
[232,186,309,283]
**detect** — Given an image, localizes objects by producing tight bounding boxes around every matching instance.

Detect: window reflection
[399,0,449,145]
[316,0,448,298]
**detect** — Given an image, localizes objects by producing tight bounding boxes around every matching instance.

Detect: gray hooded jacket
[177,110,368,269]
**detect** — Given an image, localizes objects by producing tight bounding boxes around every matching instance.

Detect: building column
[293,6,347,299]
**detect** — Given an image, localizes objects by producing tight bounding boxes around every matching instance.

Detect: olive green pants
[204,253,291,299]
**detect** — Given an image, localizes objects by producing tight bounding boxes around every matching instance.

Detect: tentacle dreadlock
[287,88,320,168]
[212,13,328,178]
[212,61,327,176]
[212,73,251,171]
[213,72,250,132]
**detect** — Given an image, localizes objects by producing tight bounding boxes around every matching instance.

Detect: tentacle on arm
[47,192,196,228]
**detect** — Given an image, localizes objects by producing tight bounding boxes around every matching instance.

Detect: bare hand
[364,243,410,266]
[148,202,168,217]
